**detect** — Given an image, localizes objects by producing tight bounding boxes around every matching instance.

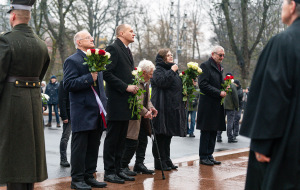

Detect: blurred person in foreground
[151,49,186,171]
[121,60,158,176]
[0,0,50,189]
[197,46,226,166]
[240,0,300,189]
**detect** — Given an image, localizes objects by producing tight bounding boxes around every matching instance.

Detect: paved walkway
[0,148,249,190]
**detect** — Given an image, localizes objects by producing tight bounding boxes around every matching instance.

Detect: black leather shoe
[60,160,70,167]
[200,159,214,166]
[71,181,91,190]
[189,133,195,137]
[166,161,178,170]
[228,139,238,143]
[217,139,222,142]
[85,178,107,188]
[121,167,137,176]
[104,174,125,184]
[209,158,221,165]
[117,171,135,181]
[134,163,154,174]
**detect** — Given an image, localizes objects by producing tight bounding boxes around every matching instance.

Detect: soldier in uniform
[0,0,50,189]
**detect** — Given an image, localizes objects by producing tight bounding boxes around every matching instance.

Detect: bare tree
[41,0,75,65]
[210,0,281,86]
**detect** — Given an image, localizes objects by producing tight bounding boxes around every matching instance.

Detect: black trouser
[121,127,149,168]
[103,120,129,175]
[199,130,217,160]
[152,134,172,166]
[60,121,72,162]
[71,127,102,182]
[135,127,148,164]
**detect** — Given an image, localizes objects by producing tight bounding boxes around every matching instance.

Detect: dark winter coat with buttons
[45,80,59,104]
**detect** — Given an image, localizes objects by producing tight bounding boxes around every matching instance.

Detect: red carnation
[99,49,106,55]
[134,67,137,70]
[182,71,185,75]
[230,76,234,79]
[91,49,96,54]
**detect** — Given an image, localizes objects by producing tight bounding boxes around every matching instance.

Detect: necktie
[127,47,133,62]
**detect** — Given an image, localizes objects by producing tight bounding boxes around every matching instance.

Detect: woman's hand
[171,64,178,72]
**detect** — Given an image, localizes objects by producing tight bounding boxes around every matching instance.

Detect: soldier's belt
[6,76,41,88]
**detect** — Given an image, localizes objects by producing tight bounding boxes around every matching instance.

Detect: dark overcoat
[196,57,226,131]
[240,17,300,190]
[45,80,59,104]
[150,55,186,137]
[63,49,107,133]
[58,80,70,121]
[0,24,50,183]
[103,38,135,121]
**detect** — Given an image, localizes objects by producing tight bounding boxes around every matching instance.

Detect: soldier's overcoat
[0,24,50,183]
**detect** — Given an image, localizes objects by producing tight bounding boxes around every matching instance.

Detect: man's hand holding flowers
[220,75,234,105]
[128,67,146,120]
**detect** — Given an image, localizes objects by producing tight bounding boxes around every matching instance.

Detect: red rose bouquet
[83,48,111,86]
[220,75,234,105]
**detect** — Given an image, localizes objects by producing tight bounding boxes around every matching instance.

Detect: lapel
[209,58,224,82]
[76,49,90,74]
[115,38,134,67]
[209,58,224,73]
[77,49,87,60]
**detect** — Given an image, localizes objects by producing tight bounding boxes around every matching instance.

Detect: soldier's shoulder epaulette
[0,31,11,36]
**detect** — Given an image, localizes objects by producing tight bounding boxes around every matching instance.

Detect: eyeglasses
[167,54,173,57]
[214,52,225,57]
[79,36,94,40]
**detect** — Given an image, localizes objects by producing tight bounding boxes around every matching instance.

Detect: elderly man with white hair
[120,59,158,176]
[196,45,227,166]
[63,30,107,189]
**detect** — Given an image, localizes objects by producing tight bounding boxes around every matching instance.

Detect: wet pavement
[0,148,248,190]
[0,115,250,189]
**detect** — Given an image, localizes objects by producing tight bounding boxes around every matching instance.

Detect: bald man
[103,24,137,183]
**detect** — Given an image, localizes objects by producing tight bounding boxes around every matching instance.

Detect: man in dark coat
[0,1,50,189]
[45,75,60,127]
[63,30,107,189]
[240,0,300,189]
[103,24,138,184]
[217,73,239,143]
[58,80,71,167]
[196,45,226,166]
[233,79,243,141]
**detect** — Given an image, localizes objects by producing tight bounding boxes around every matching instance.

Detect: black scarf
[155,54,175,70]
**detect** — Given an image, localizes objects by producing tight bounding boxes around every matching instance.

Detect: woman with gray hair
[120,60,158,177]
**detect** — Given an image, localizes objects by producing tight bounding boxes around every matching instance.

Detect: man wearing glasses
[196,46,226,166]
[240,0,300,189]
[63,30,107,189]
